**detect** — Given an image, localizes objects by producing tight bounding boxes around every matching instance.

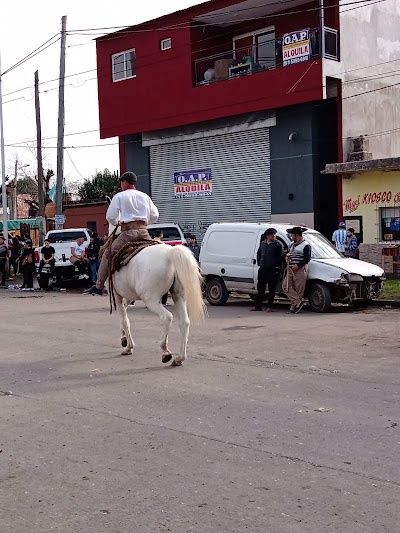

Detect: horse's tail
[170,246,206,323]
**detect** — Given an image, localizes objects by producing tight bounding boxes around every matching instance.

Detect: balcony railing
[194,27,338,86]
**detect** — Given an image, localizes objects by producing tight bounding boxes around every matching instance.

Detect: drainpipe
[319,0,325,59]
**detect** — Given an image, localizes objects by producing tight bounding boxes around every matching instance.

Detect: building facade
[63,202,108,235]
[96,0,400,241]
[324,157,400,273]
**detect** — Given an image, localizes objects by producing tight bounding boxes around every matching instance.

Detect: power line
[4,65,400,145]
[66,0,384,36]
[65,148,86,179]
[1,34,60,76]
[1,0,397,102]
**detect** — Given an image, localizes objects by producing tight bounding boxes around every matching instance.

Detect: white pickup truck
[34,228,92,282]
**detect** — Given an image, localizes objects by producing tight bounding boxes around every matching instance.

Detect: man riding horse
[84,171,159,296]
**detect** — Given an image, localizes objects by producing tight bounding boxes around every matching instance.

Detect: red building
[63,202,108,235]
[96,0,341,238]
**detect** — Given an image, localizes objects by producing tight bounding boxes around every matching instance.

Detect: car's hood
[312,258,384,276]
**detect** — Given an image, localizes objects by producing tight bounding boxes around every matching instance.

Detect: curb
[371,299,400,308]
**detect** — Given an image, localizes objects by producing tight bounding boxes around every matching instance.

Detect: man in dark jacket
[250,228,283,312]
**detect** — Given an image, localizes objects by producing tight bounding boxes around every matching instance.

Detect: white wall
[324,0,400,161]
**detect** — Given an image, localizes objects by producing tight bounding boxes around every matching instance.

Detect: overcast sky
[1,0,206,187]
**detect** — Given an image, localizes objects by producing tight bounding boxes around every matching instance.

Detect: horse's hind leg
[170,290,190,367]
[144,299,173,363]
[115,293,135,355]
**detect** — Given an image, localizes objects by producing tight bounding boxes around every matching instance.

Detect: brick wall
[359,243,400,274]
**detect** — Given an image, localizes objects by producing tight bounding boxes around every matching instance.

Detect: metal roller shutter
[150,127,271,240]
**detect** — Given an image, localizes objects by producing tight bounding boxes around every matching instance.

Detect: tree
[78,169,119,201]
[16,176,38,195]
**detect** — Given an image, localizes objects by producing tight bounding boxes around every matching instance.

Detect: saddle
[111,240,160,274]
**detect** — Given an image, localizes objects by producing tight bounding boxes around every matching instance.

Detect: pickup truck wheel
[205,278,229,306]
[309,283,332,313]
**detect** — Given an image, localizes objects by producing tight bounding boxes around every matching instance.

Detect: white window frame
[161,38,172,51]
[112,48,136,83]
[232,26,275,61]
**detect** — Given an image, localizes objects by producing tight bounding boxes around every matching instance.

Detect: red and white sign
[282,29,310,66]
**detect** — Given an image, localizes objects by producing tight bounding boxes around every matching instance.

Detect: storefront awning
[322,157,400,175]
[0,217,42,231]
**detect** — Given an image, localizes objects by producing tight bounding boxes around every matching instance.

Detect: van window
[47,231,88,243]
[207,230,256,260]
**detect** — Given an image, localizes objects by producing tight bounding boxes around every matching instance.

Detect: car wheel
[205,278,229,306]
[308,283,332,313]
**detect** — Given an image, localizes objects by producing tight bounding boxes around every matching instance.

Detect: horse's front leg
[115,293,135,355]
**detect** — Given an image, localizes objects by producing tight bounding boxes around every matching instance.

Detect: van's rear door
[203,228,259,291]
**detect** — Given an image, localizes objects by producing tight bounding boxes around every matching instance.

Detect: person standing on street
[282,227,312,314]
[250,228,283,312]
[344,228,358,258]
[188,235,200,262]
[20,240,35,290]
[10,235,22,276]
[87,235,101,283]
[332,222,347,253]
[84,171,159,295]
[0,235,8,286]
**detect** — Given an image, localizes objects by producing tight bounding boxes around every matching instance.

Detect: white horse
[109,234,206,366]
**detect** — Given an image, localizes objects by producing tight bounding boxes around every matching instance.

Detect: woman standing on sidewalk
[20,240,35,290]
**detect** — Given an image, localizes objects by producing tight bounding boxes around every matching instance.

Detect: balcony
[194,27,339,86]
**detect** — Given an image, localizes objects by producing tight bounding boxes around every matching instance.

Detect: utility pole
[35,70,45,245]
[55,15,67,229]
[0,50,8,244]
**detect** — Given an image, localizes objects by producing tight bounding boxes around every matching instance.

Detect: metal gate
[149,127,271,241]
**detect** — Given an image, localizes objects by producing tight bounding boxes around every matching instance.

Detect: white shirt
[106,189,159,226]
[332,228,347,252]
[70,241,86,257]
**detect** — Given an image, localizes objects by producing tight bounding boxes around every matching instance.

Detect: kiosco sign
[282,29,310,66]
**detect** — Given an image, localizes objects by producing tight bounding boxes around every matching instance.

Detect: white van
[199,222,385,312]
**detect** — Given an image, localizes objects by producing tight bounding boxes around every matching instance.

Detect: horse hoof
[121,348,133,355]
[162,353,172,364]
[121,337,127,347]
[171,360,183,367]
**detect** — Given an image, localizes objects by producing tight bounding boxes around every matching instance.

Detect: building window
[233,27,275,70]
[161,38,172,51]
[87,221,97,233]
[380,207,400,241]
[112,49,136,82]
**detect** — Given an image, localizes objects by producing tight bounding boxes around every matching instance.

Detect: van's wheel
[308,283,332,313]
[205,278,229,306]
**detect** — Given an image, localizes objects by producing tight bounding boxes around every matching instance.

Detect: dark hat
[339,222,346,228]
[119,171,137,183]
[24,239,32,244]
[265,227,277,235]
[286,226,308,235]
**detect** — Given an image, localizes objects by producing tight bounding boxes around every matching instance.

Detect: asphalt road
[0,291,399,533]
